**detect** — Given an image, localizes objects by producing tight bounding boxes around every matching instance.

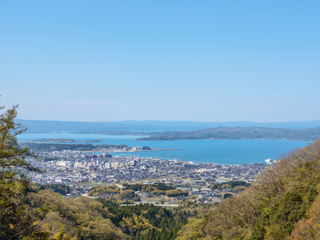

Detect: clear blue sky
[1,1,319,122]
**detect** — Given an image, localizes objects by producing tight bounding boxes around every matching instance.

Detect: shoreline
[83,148,182,153]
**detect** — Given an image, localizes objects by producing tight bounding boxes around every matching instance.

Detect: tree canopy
[0,104,41,239]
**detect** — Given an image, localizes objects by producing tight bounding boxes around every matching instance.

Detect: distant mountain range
[16,119,320,133]
[137,126,320,141]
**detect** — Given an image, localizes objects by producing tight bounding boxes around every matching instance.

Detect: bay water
[18,133,310,165]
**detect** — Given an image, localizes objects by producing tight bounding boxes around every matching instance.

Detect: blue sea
[18,133,310,165]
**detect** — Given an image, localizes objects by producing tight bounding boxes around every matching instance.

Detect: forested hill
[176,139,320,239]
[137,126,320,141]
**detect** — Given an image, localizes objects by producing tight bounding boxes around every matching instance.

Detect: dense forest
[123,183,175,192]
[123,183,188,197]
[88,185,121,196]
[98,199,193,240]
[25,189,193,240]
[39,183,71,195]
[137,126,320,141]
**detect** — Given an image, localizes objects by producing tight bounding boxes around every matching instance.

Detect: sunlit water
[18,133,310,164]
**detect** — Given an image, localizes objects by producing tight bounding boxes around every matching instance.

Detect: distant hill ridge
[17,119,320,133]
[137,126,320,141]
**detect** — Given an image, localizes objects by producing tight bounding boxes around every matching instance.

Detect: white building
[56,161,67,166]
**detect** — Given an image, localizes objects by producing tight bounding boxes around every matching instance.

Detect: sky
[1,1,319,122]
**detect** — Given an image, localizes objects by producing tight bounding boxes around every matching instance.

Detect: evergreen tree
[0,104,40,239]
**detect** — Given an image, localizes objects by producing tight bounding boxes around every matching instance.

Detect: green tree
[0,103,41,239]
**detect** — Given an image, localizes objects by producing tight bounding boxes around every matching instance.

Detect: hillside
[137,126,320,141]
[19,189,197,240]
[176,139,320,239]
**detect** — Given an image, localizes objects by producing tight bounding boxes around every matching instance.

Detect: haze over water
[18,133,310,165]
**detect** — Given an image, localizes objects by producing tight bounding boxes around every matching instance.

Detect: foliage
[98,199,191,240]
[123,183,175,194]
[118,189,140,202]
[211,180,251,190]
[40,184,71,195]
[141,146,151,150]
[88,185,120,196]
[175,218,204,240]
[166,190,188,197]
[0,104,42,239]
[223,193,233,199]
[27,189,128,239]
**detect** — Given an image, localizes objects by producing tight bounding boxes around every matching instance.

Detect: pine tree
[0,104,41,239]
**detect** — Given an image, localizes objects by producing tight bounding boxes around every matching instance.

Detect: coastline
[83,148,183,153]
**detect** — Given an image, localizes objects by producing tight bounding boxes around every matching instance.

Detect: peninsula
[137,126,320,141]
[21,138,101,143]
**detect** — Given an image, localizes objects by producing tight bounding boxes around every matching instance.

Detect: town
[28,148,270,205]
